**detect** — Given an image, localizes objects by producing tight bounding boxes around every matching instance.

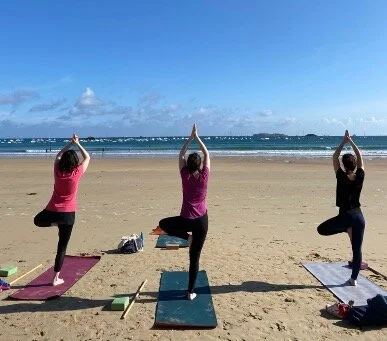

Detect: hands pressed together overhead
[71,133,79,145]
[191,124,198,139]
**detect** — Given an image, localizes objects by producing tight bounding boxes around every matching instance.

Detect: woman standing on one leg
[152,124,210,300]
[34,134,90,286]
[317,130,365,286]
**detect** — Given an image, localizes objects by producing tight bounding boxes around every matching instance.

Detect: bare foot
[52,277,64,286]
[187,292,197,301]
[150,226,166,235]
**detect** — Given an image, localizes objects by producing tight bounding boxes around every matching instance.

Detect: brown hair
[342,153,357,172]
[186,152,201,173]
[58,150,79,173]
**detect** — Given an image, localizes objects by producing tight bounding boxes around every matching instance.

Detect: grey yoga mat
[302,262,387,306]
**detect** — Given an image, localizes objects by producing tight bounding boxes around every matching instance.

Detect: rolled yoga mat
[10,255,100,300]
[302,262,387,306]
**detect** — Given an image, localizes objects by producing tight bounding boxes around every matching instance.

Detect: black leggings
[159,213,208,293]
[317,209,365,280]
[34,210,74,272]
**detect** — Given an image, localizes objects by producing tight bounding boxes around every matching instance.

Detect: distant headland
[253,133,318,138]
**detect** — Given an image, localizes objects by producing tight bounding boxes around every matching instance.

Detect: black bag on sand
[348,294,387,327]
[117,234,144,254]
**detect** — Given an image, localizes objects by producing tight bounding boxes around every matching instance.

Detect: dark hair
[58,150,79,173]
[186,152,201,173]
[342,153,357,172]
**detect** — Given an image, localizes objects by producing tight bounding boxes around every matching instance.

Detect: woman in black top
[317,130,365,286]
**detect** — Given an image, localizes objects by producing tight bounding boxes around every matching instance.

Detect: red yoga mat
[10,255,100,300]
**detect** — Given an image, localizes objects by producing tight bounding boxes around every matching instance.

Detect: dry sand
[0,157,386,341]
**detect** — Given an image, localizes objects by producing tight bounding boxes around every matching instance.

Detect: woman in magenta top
[34,134,90,286]
[152,124,210,300]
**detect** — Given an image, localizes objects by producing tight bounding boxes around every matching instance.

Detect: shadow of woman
[0,296,111,315]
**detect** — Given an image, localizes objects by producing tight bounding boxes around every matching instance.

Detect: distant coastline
[253,133,319,138]
[253,133,288,138]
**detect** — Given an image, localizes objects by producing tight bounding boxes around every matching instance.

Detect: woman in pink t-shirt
[152,124,210,300]
[34,134,90,286]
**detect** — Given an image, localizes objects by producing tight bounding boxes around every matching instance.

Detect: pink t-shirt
[46,164,84,212]
[180,166,210,219]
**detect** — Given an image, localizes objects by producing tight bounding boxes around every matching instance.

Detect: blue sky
[1,1,387,137]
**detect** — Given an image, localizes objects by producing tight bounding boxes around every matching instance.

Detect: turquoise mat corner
[155,235,189,248]
[155,271,217,328]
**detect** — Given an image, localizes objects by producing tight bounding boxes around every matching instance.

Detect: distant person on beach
[151,124,210,300]
[317,130,365,286]
[34,134,90,286]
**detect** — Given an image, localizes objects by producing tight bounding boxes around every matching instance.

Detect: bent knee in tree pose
[317,130,365,285]
[34,134,90,286]
[154,124,210,300]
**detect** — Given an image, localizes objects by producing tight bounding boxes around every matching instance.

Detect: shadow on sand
[0,296,111,314]
[136,281,324,304]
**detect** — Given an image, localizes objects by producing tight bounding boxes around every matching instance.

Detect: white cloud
[358,116,385,124]
[69,87,107,116]
[258,109,273,117]
[29,99,67,112]
[0,87,297,136]
[323,117,345,126]
[0,89,39,106]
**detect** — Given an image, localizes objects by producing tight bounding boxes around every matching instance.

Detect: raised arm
[179,127,194,170]
[348,135,364,170]
[332,130,349,173]
[54,141,73,165]
[72,134,91,172]
[193,125,210,171]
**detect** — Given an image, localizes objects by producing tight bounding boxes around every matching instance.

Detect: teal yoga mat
[155,271,217,328]
[155,235,188,248]
[302,262,387,306]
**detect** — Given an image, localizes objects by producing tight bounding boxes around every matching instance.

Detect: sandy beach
[0,157,386,341]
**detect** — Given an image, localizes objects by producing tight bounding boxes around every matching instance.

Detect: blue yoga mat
[155,235,188,248]
[302,262,387,306]
[155,271,217,328]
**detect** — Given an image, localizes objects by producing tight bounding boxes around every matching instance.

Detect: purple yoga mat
[10,255,100,300]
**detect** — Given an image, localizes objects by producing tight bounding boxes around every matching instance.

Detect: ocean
[1,135,387,158]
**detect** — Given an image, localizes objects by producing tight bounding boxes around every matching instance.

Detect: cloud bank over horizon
[0,86,306,137]
[0,85,386,137]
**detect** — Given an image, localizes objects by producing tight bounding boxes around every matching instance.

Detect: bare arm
[54,141,73,165]
[179,135,194,170]
[348,137,364,170]
[72,135,91,172]
[195,135,210,170]
[333,131,349,173]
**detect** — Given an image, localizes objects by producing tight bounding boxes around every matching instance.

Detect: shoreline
[1,153,387,160]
